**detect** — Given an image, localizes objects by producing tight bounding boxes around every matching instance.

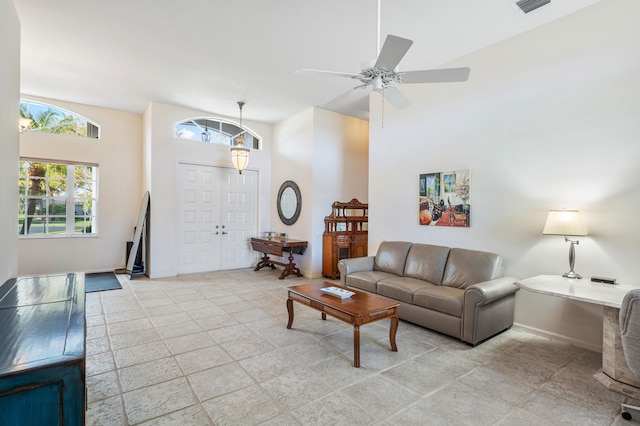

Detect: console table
[250,237,308,279]
[516,275,640,398]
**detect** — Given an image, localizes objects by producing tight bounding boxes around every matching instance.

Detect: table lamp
[542,209,588,279]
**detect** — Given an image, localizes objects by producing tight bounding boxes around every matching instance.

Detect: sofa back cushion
[441,248,503,288]
[403,244,450,284]
[374,241,412,276]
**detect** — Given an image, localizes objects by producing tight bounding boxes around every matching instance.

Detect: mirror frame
[277,180,302,225]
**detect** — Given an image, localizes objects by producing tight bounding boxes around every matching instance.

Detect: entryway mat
[85,271,122,293]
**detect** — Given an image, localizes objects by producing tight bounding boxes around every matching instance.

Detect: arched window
[20,99,100,139]
[175,117,261,149]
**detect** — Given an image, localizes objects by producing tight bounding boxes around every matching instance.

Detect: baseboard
[512,322,602,353]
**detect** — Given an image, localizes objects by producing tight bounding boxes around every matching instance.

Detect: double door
[177,163,258,274]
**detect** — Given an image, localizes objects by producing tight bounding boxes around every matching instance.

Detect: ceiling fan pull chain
[381,89,385,129]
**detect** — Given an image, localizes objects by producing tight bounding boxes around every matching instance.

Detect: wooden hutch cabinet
[322,199,368,279]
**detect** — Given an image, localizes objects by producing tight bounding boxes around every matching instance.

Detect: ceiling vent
[513,0,550,14]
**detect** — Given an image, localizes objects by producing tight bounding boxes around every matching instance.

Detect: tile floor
[85,268,639,425]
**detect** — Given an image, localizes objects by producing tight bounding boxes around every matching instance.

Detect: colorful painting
[419,169,470,227]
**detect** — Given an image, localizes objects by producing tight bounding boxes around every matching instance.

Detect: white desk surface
[515,275,640,309]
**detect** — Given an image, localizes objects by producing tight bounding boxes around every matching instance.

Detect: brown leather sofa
[338,241,518,345]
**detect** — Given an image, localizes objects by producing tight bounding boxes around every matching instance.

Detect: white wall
[272,108,315,275]
[368,0,640,351]
[18,96,143,275]
[272,107,368,278]
[144,102,273,278]
[0,0,20,282]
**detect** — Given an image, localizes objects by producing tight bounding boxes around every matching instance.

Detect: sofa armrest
[338,257,374,286]
[462,276,519,345]
[464,276,519,306]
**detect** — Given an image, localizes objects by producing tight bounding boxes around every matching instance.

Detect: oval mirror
[277,180,301,225]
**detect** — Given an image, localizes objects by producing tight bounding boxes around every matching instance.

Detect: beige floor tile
[424,381,512,424]
[340,375,420,419]
[175,345,233,375]
[113,340,171,369]
[119,356,183,392]
[107,317,154,335]
[201,384,282,425]
[138,405,212,426]
[261,367,331,410]
[86,370,121,403]
[219,333,276,360]
[187,363,255,402]
[155,319,204,339]
[109,327,161,351]
[123,377,196,424]
[164,331,216,355]
[86,394,126,426]
[293,392,377,425]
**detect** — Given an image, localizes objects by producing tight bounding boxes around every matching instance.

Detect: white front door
[219,168,258,270]
[177,163,258,274]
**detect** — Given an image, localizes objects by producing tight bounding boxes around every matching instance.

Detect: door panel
[220,168,258,270]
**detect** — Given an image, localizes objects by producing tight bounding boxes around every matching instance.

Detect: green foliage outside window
[20,100,100,138]
[19,160,98,237]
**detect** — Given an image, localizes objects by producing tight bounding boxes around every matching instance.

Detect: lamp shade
[542,209,587,236]
[230,137,250,174]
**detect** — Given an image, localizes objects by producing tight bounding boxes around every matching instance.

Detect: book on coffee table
[321,286,355,299]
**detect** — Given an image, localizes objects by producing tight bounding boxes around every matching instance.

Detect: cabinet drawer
[324,306,353,323]
[289,292,310,306]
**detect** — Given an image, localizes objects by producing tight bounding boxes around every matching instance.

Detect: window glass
[175,117,261,149]
[20,100,100,139]
[19,160,98,237]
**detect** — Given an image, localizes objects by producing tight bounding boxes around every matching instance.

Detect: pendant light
[201,119,211,142]
[230,101,250,174]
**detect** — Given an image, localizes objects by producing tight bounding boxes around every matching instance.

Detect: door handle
[221,231,228,235]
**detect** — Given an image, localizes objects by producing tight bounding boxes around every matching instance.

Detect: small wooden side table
[250,237,308,279]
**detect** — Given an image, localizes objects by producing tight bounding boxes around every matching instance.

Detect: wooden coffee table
[286,282,399,367]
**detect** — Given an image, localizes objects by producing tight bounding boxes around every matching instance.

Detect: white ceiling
[14,0,601,124]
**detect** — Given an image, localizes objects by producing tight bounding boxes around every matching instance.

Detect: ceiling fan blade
[382,86,411,110]
[323,87,370,110]
[400,67,471,84]
[321,88,371,120]
[295,68,358,79]
[374,34,413,71]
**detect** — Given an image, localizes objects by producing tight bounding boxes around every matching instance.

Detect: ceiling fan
[298,2,470,111]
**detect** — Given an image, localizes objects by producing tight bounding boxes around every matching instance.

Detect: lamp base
[563,271,582,279]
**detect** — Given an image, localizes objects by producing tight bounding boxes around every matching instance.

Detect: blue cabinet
[0,273,86,425]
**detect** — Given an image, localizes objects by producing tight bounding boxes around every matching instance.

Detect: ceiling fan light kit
[513,0,551,14]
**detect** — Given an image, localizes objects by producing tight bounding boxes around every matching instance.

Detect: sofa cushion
[403,244,450,285]
[377,277,429,304]
[345,271,397,293]
[413,285,464,317]
[441,248,503,289]
[374,241,412,276]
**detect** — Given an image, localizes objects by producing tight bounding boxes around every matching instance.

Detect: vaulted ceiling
[14,0,601,123]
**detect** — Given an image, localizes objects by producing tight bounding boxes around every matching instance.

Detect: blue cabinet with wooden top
[0,273,86,425]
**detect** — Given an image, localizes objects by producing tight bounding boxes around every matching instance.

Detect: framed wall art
[419,169,470,227]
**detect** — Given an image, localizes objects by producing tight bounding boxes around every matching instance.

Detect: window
[20,100,100,138]
[19,160,98,237]
[175,117,261,149]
